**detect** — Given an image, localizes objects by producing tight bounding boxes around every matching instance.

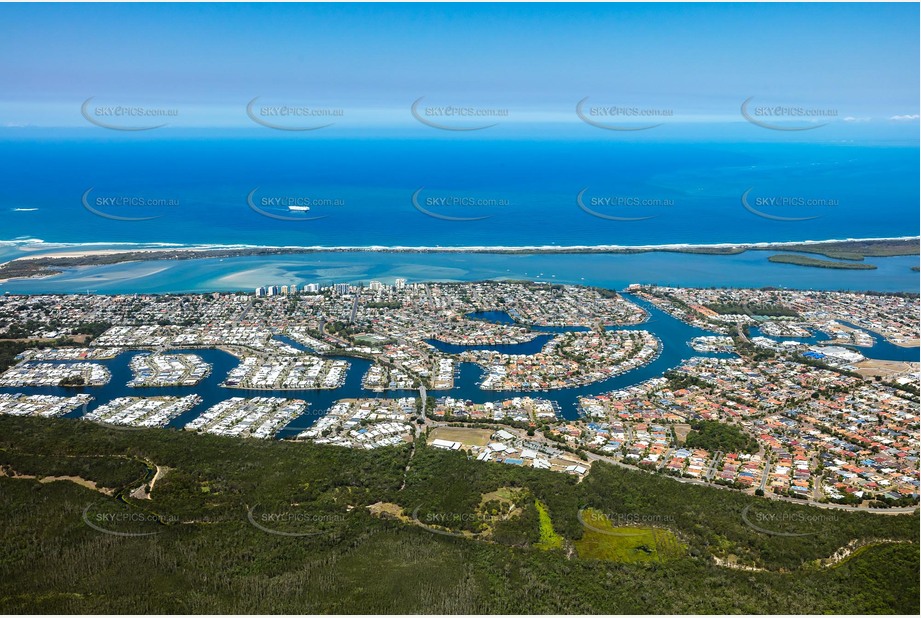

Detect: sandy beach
[5,235,919,262]
[12,247,218,260]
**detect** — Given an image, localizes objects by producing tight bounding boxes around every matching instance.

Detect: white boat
[288,205,310,212]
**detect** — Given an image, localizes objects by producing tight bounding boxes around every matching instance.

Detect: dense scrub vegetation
[767,254,877,270]
[0,416,917,614]
[0,449,150,489]
[0,340,29,372]
[0,321,111,371]
[779,238,920,259]
[683,420,760,454]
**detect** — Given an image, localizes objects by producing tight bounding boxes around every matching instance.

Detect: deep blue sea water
[2,136,918,248]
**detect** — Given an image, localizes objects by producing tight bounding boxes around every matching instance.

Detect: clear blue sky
[0,2,917,131]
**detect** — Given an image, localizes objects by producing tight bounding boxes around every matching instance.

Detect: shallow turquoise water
[1,249,917,294]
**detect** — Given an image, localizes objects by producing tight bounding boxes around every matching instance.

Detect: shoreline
[2,235,919,260]
[0,237,916,289]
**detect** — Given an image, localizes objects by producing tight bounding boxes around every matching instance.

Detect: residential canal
[0,294,912,436]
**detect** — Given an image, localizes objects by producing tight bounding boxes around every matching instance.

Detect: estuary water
[0,250,918,294]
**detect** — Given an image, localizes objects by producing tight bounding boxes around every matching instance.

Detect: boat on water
[288,205,310,212]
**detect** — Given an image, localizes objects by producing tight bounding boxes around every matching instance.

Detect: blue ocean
[2,133,918,248]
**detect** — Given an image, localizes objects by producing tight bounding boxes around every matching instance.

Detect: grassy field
[534,499,564,550]
[855,359,919,380]
[672,423,692,444]
[480,486,520,505]
[428,426,494,447]
[575,509,685,564]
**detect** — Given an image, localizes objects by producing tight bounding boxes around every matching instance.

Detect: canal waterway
[1,294,914,436]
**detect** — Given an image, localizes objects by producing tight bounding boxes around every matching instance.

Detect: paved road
[735,323,750,343]
[424,284,433,308]
[416,385,427,437]
[656,448,674,471]
[705,451,724,481]
[759,462,770,493]
[399,385,430,492]
[234,298,253,324]
[810,453,824,502]
[349,293,360,324]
